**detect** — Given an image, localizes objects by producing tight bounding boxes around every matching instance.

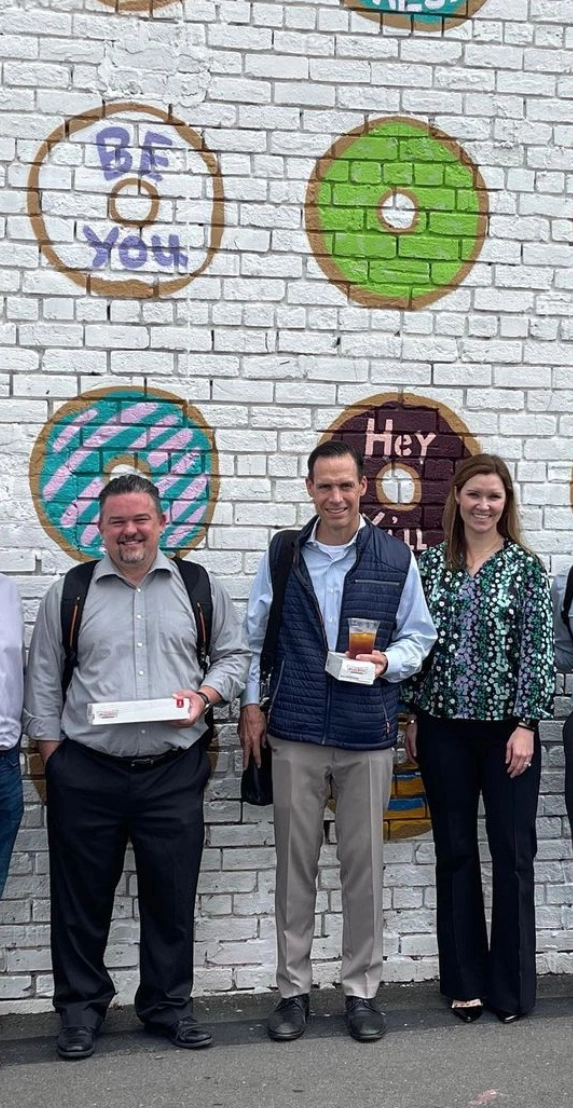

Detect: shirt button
[136,614,142,620]
[137,642,142,647]
[141,728,146,735]
[137,588,141,593]
[138,670,144,676]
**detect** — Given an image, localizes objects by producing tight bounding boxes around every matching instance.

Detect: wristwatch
[518,717,536,732]
[196,690,210,713]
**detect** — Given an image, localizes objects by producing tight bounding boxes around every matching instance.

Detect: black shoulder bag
[241,530,298,806]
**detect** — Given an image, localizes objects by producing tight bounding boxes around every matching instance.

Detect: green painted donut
[306,117,488,311]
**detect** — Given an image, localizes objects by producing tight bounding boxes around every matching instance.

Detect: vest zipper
[266,659,285,727]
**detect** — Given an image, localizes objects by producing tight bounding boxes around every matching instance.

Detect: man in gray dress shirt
[0,574,25,900]
[25,475,250,1061]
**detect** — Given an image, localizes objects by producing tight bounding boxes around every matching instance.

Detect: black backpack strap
[172,557,214,744]
[172,557,213,672]
[60,560,98,698]
[562,566,573,644]
[260,529,299,690]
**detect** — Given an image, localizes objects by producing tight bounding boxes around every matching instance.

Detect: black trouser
[416,712,541,1016]
[563,715,573,837]
[46,739,210,1029]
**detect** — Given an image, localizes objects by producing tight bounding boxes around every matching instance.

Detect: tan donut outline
[377,188,420,237]
[27,102,225,300]
[108,177,160,229]
[29,385,220,564]
[376,461,422,513]
[306,116,489,312]
[96,0,180,12]
[340,0,489,32]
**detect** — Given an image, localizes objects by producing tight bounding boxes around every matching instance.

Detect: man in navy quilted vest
[239,441,436,1044]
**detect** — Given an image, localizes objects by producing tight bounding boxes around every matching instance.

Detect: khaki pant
[269,735,394,999]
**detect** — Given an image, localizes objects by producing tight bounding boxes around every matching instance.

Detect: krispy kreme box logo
[322,393,479,553]
[27,103,224,299]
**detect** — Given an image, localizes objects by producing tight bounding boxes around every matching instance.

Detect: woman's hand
[505,725,535,778]
[404,718,418,763]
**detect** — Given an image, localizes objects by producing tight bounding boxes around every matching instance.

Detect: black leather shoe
[345,997,387,1042]
[490,1008,521,1025]
[56,1026,97,1060]
[268,995,310,1041]
[451,1002,483,1024]
[145,1015,213,1049]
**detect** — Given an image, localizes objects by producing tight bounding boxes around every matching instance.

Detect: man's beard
[117,541,146,564]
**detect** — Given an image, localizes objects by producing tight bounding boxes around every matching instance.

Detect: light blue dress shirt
[242,518,437,705]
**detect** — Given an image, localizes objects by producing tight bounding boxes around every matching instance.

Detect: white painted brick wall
[0,0,573,1012]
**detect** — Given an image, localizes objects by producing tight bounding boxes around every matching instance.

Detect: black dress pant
[45,740,210,1029]
[416,712,541,1016]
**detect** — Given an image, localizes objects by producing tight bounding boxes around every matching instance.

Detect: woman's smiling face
[455,472,507,540]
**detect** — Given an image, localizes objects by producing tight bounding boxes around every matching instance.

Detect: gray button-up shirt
[24,551,250,757]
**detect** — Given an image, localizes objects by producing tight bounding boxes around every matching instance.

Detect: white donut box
[87,696,192,726]
[325,652,376,685]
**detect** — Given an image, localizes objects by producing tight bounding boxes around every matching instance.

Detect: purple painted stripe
[169,476,208,521]
[60,478,105,527]
[79,522,100,548]
[164,508,204,547]
[147,428,195,465]
[156,452,201,494]
[44,405,160,500]
[52,409,99,453]
[130,414,179,451]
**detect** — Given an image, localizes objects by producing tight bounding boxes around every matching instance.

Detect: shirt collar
[93,548,174,583]
[306,514,367,551]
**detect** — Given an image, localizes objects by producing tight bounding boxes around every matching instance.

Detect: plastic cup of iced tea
[348,618,380,659]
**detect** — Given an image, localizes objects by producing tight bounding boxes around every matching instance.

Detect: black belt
[75,743,185,772]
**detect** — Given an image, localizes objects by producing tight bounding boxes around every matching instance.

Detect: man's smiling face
[306,453,367,546]
[98,491,166,580]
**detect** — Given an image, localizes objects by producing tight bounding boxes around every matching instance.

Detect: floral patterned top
[402,541,555,721]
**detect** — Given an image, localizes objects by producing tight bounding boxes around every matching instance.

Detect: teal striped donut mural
[30,387,218,562]
[341,0,489,31]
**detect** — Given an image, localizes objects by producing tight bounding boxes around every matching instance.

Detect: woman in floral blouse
[404,454,554,1025]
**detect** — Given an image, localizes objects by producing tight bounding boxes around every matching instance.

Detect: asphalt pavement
[1,978,573,1108]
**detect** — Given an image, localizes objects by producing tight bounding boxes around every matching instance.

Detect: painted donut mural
[321,392,479,554]
[341,0,489,32]
[29,387,219,561]
[27,103,224,299]
[306,117,488,311]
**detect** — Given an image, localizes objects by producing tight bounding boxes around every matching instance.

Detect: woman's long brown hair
[442,453,526,570]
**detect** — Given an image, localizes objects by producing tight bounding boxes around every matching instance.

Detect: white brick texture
[0,0,573,1011]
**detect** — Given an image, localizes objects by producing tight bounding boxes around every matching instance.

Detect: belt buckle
[129,755,155,770]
